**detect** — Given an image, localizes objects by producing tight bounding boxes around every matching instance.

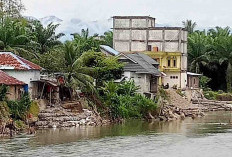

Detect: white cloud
[22,0,232,28]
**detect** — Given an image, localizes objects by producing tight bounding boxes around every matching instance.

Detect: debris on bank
[36,106,103,128]
[156,89,232,122]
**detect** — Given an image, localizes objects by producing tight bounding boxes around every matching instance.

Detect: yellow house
[143,51,186,88]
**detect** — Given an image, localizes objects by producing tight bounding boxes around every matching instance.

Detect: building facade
[0,52,42,98]
[113,16,188,89]
[117,52,161,98]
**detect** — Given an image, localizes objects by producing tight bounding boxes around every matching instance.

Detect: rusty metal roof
[0,70,26,85]
[0,52,42,70]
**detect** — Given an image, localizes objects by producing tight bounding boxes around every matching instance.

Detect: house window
[176,76,178,79]
[148,45,152,51]
[167,58,171,67]
[170,76,173,79]
[173,57,177,67]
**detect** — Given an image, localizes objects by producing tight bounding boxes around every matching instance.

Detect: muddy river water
[1,111,232,157]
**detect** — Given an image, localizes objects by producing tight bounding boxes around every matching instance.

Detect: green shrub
[101,80,157,119]
[216,93,232,101]
[7,93,32,120]
[28,101,40,118]
[204,91,217,100]
[15,120,25,129]
[200,76,211,89]
[0,101,10,122]
[0,85,8,101]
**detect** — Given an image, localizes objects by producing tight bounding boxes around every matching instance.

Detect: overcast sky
[22,0,232,28]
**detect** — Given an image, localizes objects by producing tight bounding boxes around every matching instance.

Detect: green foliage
[0,85,8,101]
[14,120,25,129]
[32,48,65,73]
[102,31,113,47]
[79,51,124,86]
[101,80,157,119]
[0,0,25,19]
[203,90,217,100]
[182,20,197,34]
[28,101,40,118]
[187,25,232,91]
[199,76,211,89]
[72,29,103,55]
[30,21,64,54]
[7,93,31,120]
[0,101,10,123]
[216,93,232,101]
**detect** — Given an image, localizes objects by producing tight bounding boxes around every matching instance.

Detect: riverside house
[117,52,161,99]
[0,52,42,99]
[113,16,189,89]
[0,70,26,100]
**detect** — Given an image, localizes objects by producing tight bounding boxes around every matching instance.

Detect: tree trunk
[226,62,232,92]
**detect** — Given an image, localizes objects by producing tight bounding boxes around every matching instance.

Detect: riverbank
[1,111,232,157]
[156,89,232,122]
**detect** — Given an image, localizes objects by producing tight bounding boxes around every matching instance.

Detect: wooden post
[40,82,45,99]
[50,89,52,106]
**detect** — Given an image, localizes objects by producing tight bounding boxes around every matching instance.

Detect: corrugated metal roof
[100,45,119,56]
[0,52,42,70]
[187,72,202,76]
[119,53,161,76]
[0,70,26,85]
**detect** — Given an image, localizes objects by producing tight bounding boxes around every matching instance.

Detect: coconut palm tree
[103,31,113,47]
[72,28,102,55]
[31,21,64,54]
[63,41,95,93]
[0,18,36,57]
[188,31,210,73]
[182,20,197,34]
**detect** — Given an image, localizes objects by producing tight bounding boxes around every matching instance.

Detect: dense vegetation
[184,20,232,92]
[0,1,158,122]
[2,0,232,124]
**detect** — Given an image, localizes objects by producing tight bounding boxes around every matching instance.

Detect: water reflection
[1,111,232,157]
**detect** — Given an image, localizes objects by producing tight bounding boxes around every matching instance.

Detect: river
[1,111,232,157]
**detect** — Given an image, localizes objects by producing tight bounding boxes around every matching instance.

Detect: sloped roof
[100,45,119,56]
[118,53,161,76]
[137,53,159,65]
[187,72,202,76]
[0,70,26,85]
[0,52,41,70]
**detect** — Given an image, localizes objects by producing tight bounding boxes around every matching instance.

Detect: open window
[167,57,171,67]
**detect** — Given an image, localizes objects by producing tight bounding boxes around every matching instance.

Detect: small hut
[0,70,26,100]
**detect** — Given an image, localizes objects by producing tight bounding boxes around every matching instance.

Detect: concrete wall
[113,28,187,54]
[123,72,151,93]
[3,70,40,98]
[6,85,23,100]
[114,19,130,28]
[163,71,181,88]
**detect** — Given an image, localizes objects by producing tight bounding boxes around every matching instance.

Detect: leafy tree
[62,41,95,93]
[0,0,25,20]
[78,51,124,86]
[72,28,103,55]
[31,21,64,54]
[210,35,232,92]
[182,20,197,34]
[188,31,210,73]
[0,18,34,56]
[103,31,113,47]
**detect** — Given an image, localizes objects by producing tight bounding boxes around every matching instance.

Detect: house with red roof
[0,52,42,99]
[0,70,26,100]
